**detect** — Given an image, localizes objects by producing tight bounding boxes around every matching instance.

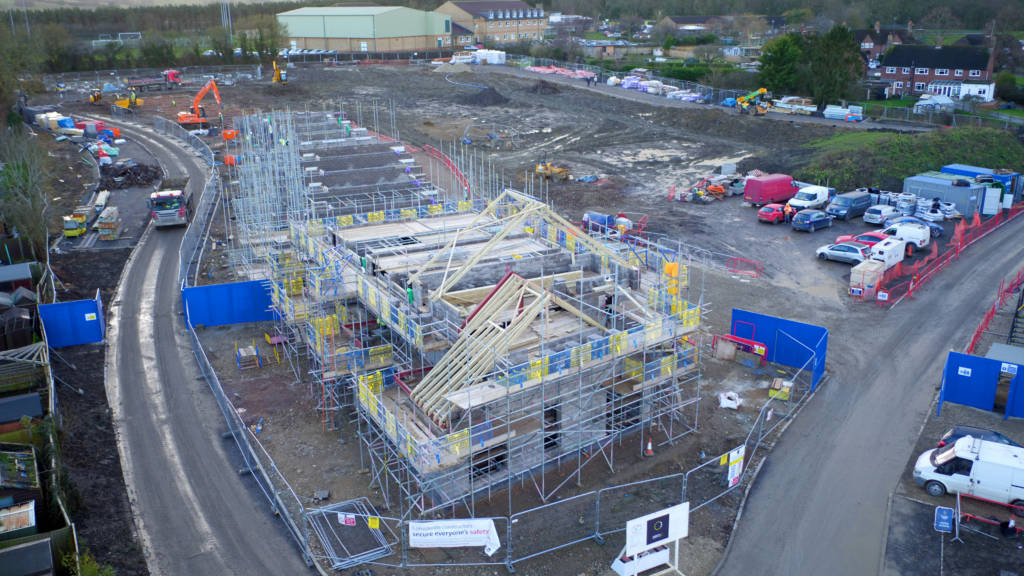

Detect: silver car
[815,242,870,264]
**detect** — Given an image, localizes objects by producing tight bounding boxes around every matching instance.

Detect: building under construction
[226,105,704,522]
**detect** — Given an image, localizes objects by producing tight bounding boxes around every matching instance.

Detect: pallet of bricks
[97,206,120,241]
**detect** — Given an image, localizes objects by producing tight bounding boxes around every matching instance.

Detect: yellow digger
[89,89,102,104]
[114,89,142,109]
[536,160,569,181]
[272,60,288,85]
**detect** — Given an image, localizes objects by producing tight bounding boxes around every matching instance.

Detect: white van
[914,435,1024,506]
[880,222,930,252]
[787,185,833,210]
[870,237,906,270]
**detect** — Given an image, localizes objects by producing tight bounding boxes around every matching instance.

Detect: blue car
[885,216,944,238]
[791,209,833,232]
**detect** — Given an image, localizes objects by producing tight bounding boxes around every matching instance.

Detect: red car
[757,203,787,224]
[834,231,888,247]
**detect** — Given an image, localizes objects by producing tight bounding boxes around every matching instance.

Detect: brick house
[853,21,915,65]
[434,1,548,45]
[452,22,474,46]
[879,44,993,98]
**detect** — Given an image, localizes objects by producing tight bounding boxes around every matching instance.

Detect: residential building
[853,21,916,64]
[452,22,475,46]
[878,44,993,98]
[656,15,719,35]
[926,80,996,102]
[434,1,548,45]
[277,6,455,52]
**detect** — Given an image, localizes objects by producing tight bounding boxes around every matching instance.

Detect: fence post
[506,518,515,573]
[592,491,604,544]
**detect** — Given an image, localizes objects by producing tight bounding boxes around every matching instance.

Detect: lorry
[127,69,184,92]
[786,185,835,211]
[743,174,796,206]
[149,189,192,227]
[914,435,1024,506]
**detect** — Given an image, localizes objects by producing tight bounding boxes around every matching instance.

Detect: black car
[937,425,1019,448]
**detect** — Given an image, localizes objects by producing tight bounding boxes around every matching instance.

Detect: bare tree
[0,129,50,260]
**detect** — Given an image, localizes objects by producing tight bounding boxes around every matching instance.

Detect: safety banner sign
[409,519,501,556]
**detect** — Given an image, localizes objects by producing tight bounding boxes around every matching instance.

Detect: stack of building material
[823,105,863,122]
[96,206,120,241]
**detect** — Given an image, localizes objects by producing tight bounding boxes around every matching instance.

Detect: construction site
[217,103,713,568]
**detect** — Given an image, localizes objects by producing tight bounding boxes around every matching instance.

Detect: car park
[757,203,786,224]
[834,230,889,248]
[938,426,1019,448]
[791,210,833,232]
[815,242,870,264]
[886,216,944,238]
[864,204,900,225]
[787,185,835,211]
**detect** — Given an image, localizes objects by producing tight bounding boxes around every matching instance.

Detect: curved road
[718,219,1024,575]
[102,119,310,575]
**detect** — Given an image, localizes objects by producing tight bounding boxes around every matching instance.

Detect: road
[102,119,311,575]
[717,218,1024,576]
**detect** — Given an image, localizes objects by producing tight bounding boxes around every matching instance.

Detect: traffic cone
[644,439,654,457]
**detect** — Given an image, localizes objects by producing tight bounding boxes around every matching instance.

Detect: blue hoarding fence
[730,309,829,390]
[182,280,276,327]
[38,289,105,348]
[938,351,1024,419]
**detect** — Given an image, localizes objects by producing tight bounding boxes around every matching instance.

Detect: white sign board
[624,502,689,557]
[409,519,501,556]
[1001,363,1019,375]
[958,366,972,377]
[727,446,745,487]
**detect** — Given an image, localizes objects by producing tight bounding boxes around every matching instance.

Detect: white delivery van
[914,435,1024,506]
[869,237,906,270]
[786,185,833,210]
[881,222,930,252]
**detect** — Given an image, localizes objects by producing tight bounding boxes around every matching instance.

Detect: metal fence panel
[596,474,684,537]
[510,491,598,563]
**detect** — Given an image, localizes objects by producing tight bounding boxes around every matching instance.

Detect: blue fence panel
[730,309,829,390]
[39,290,105,348]
[182,280,275,327]
[938,351,1024,417]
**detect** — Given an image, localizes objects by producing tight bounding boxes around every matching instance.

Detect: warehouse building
[434,0,547,44]
[277,6,455,52]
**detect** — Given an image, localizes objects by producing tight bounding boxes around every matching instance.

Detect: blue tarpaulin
[39,289,104,348]
[938,351,1024,419]
[182,280,275,327]
[730,309,829,390]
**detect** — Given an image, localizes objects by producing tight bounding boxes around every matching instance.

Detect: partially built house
[226,105,704,523]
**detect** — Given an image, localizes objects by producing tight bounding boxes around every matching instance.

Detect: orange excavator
[177,78,222,127]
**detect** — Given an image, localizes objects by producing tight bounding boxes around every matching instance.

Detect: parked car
[834,231,889,248]
[914,436,1024,507]
[864,204,900,225]
[826,191,873,220]
[815,242,870,264]
[757,203,786,224]
[787,185,835,211]
[938,426,1019,448]
[791,210,833,232]
[744,174,797,206]
[886,216,944,238]
[880,222,930,251]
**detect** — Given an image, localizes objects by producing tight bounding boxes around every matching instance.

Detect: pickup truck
[786,185,835,211]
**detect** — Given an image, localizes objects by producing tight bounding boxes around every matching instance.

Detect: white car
[863,204,900,225]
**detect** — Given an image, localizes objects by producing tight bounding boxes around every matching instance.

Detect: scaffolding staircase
[1008,289,1024,346]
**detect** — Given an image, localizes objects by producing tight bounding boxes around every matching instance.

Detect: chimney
[874,20,880,35]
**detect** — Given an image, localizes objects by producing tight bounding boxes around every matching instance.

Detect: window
[885,66,896,74]
[935,68,949,76]
[914,82,925,91]
[902,67,910,74]
[861,42,873,50]
[895,81,903,88]
[360,41,368,51]
[978,88,987,95]
[954,69,963,77]
[969,69,982,77]
[445,20,451,33]
[915,67,929,75]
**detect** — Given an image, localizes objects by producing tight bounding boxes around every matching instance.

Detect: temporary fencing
[966,265,1024,354]
[727,257,764,278]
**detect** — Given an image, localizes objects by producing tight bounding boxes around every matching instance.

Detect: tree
[758,34,803,94]
[921,6,962,31]
[995,71,1020,102]
[0,128,50,260]
[782,8,812,27]
[693,45,721,66]
[808,25,863,110]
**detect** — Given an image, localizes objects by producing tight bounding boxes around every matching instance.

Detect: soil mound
[100,162,162,189]
[458,87,509,107]
[527,80,561,95]
[433,62,471,74]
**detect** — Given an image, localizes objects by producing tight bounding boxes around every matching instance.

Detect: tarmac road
[716,218,1024,576]
[102,119,311,575]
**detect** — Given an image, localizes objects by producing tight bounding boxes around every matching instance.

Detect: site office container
[914,435,1024,505]
[744,174,796,206]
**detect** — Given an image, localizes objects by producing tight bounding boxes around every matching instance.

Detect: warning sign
[727,446,745,487]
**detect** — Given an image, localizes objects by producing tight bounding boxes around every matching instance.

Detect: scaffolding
[228,107,706,525]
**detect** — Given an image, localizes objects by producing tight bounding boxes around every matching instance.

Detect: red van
[744,174,797,206]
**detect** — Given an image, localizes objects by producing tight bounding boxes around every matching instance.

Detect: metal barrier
[966,266,1024,354]
[727,257,764,278]
[110,105,136,123]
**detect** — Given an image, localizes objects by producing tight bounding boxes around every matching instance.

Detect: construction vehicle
[114,89,142,109]
[63,205,97,238]
[737,88,772,116]
[536,159,569,181]
[272,60,288,85]
[177,78,222,128]
[89,89,103,104]
[128,69,184,92]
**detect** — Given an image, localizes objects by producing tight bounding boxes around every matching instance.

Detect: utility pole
[21,0,29,39]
